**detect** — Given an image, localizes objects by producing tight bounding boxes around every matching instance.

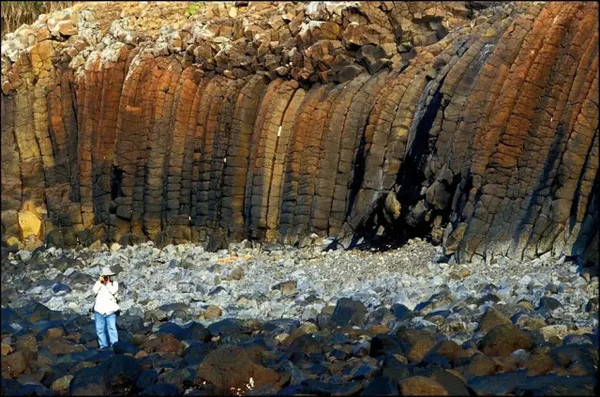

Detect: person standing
[93,266,120,349]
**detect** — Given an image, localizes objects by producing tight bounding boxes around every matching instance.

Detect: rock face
[1,1,598,264]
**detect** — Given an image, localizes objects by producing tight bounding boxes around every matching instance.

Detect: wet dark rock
[31,319,65,337]
[134,369,158,392]
[278,359,305,386]
[144,308,169,323]
[391,303,412,320]
[69,365,106,395]
[263,318,300,335]
[5,382,54,396]
[362,376,398,396]
[183,341,214,366]
[550,345,598,376]
[186,322,211,342]
[331,298,367,327]
[2,306,21,323]
[102,354,141,394]
[480,324,535,357]
[317,312,333,328]
[52,282,71,294]
[513,374,597,396]
[142,382,182,396]
[538,297,562,313]
[118,314,145,334]
[468,370,528,395]
[18,302,62,323]
[157,322,188,340]
[208,286,228,296]
[169,309,192,324]
[431,369,470,396]
[301,378,363,395]
[563,333,595,346]
[350,363,377,381]
[380,358,411,383]
[158,366,195,389]
[207,318,250,338]
[288,333,324,362]
[69,271,95,286]
[112,340,139,355]
[370,334,402,358]
[475,293,501,305]
[585,297,598,313]
[366,306,393,325]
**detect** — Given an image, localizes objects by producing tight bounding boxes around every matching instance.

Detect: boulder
[481,324,535,357]
[399,376,449,396]
[331,298,367,327]
[195,345,281,393]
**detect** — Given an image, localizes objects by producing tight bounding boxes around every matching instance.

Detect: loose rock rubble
[1,241,597,395]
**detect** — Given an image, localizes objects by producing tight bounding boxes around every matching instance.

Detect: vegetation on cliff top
[1,1,75,37]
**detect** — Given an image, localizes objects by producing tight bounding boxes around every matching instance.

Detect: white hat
[101,266,116,276]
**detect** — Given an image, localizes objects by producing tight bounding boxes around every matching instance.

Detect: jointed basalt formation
[1,1,598,264]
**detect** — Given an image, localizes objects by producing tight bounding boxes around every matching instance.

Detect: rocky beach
[1,241,598,395]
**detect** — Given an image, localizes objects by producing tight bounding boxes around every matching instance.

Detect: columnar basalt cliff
[1,1,598,264]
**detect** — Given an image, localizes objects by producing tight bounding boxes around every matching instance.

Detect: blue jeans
[94,312,118,348]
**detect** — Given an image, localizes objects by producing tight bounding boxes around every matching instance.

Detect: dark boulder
[362,376,398,396]
[112,340,140,355]
[331,298,367,327]
[102,354,141,395]
[481,324,535,357]
[69,365,106,395]
[142,382,182,396]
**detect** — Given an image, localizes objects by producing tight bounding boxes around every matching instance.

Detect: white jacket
[93,280,120,315]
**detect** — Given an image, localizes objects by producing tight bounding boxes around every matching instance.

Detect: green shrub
[185,2,204,18]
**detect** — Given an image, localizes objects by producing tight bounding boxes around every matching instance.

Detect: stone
[227,266,244,281]
[69,365,106,395]
[399,376,448,396]
[392,303,412,320]
[142,383,181,396]
[1,343,14,356]
[538,297,562,312]
[2,350,29,377]
[481,324,535,357]
[102,354,141,395]
[362,376,398,396]
[51,374,74,392]
[195,345,281,393]
[397,329,436,363]
[540,325,568,341]
[18,210,42,239]
[468,370,528,395]
[203,305,222,320]
[478,307,511,333]
[331,298,367,327]
[273,280,297,296]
